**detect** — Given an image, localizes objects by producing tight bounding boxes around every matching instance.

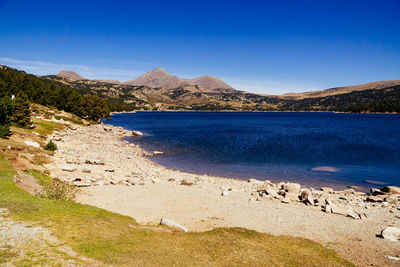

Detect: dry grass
[0,157,353,266]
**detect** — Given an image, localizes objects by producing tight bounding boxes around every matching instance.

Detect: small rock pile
[250,179,400,220]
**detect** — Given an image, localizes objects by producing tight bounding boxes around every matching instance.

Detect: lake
[105,112,400,190]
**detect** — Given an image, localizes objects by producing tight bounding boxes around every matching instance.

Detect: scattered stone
[152,178,160,184]
[168,178,175,182]
[281,198,290,203]
[370,188,385,196]
[331,205,359,219]
[105,169,115,172]
[325,205,332,213]
[24,140,40,148]
[381,227,400,241]
[85,159,105,165]
[367,195,385,203]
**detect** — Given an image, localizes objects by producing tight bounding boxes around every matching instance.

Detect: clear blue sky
[0,0,399,94]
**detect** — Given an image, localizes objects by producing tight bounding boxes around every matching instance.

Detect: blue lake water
[106,112,400,190]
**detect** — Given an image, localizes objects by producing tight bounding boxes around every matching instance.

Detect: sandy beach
[44,123,400,266]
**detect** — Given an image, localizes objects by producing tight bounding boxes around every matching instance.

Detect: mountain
[283,80,400,99]
[56,70,86,80]
[124,68,188,88]
[183,75,235,92]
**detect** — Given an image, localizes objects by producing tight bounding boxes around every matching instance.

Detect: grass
[0,157,353,266]
[31,119,64,137]
[54,115,84,125]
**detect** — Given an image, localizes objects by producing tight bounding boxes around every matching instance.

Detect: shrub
[37,178,76,201]
[43,140,57,151]
[0,125,11,139]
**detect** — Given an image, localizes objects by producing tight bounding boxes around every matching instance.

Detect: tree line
[0,66,133,138]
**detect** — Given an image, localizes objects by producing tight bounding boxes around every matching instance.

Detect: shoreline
[44,122,400,266]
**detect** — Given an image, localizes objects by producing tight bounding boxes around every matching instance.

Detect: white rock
[152,151,164,156]
[152,178,160,184]
[281,198,290,203]
[221,190,230,196]
[160,218,188,232]
[24,141,40,148]
[132,131,143,137]
[282,183,301,193]
[381,227,400,241]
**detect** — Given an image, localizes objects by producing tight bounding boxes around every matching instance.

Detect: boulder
[381,227,400,241]
[381,186,400,195]
[72,181,91,187]
[300,189,314,205]
[282,183,301,193]
[180,179,194,186]
[331,205,359,219]
[370,188,385,196]
[366,195,385,203]
[132,131,143,137]
[152,151,164,156]
[284,192,299,201]
[24,141,40,148]
[281,198,290,204]
[152,178,160,184]
[266,187,279,198]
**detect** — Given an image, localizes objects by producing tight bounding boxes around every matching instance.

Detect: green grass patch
[32,119,64,136]
[0,156,353,266]
[54,115,84,125]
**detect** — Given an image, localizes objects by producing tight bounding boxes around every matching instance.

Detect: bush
[43,140,57,151]
[37,178,76,201]
[11,94,32,128]
[0,125,11,139]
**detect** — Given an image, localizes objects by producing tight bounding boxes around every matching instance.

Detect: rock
[381,186,400,195]
[284,192,299,201]
[81,168,91,173]
[248,179,264,186]
[370,188,385,196]
[72,181,91,187]
[69,124,78,130]
[160,218,188,232]
[266,187,279,198]
[385,195,399,204]
[381,227,400,241]
[152,151,164,156]
[152,178,159,184]
[85,159,105,165]
[105,169,115,172]
[221,190,230,196]
[180,179,193,186]
[168,178,175,182]
[61,165,77,172]
[53,137,62,141]
[321,187,334,193]
[331,205,359,219]
[24,141,40,148]
[300,189,314,205]
[281,198,290,203]
[367,195,385,202]
[325,204,332,213]
[282,183,301,193]
[132,131,143,137]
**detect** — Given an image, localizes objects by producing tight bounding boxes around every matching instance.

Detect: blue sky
[0,0,399,94]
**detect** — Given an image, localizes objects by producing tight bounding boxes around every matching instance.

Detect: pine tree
[11,93,32,128]
[0,96,14,138]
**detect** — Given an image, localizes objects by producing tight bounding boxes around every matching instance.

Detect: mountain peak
[56,70,85,80]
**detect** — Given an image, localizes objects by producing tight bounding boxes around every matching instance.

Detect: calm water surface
[105,112,400,190]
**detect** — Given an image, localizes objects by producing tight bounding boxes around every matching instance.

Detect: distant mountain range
[47,67,400,113]
[56,68,236,93]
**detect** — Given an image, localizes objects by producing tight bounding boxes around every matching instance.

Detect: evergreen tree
[11,93,32,128]
[83,94,110,123]
[0,96,14,138]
